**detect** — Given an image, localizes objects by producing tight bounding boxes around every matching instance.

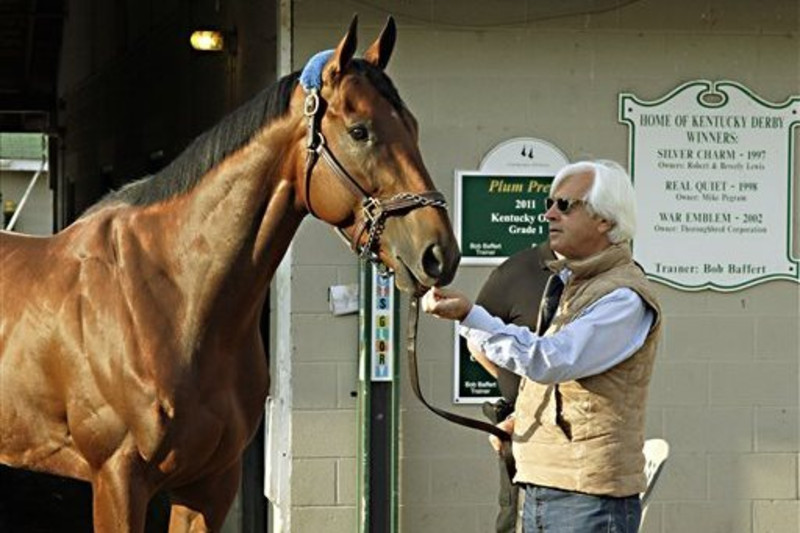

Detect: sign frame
[620,80,799,291]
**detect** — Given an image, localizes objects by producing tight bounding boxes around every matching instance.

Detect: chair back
[639,438,670,531]
[641,438,669,505]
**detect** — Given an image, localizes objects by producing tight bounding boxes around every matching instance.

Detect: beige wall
[282,1,799,532]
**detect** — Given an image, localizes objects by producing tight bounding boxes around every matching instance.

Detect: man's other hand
[489,416,515,453]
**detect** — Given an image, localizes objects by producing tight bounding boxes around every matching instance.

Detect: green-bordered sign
[455,137,568,267]
[456,173,551,263]
[453,332,503,402]
[620,80,799,291]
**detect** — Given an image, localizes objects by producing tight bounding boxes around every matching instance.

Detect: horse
[0,16,460,532]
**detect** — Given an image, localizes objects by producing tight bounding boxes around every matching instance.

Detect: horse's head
[291,16,460,294]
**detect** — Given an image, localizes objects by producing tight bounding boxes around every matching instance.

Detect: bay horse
[0,17,459,532]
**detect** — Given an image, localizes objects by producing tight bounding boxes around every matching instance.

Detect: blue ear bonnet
[300,49,334,91]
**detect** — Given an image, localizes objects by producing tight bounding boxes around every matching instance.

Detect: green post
[357,261,399,533]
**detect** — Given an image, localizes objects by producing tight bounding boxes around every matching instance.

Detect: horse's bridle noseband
[302,88,448,264]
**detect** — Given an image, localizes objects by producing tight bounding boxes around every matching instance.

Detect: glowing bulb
[190,31,225,52]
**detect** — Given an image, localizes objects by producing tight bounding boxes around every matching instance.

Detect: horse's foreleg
[168,460,242,533]
[168,505,211,533]
[91,446,151,533]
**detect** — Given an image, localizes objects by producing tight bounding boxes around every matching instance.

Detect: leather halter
[302,88,448,263]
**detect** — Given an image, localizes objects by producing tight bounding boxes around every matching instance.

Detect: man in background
[472,242,554,532]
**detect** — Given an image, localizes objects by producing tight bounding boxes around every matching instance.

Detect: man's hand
[421,287,473,321]
[489,416,515,453]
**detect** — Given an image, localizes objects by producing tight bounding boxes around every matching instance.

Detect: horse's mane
[83,71,300,215]
[84,60,404,214]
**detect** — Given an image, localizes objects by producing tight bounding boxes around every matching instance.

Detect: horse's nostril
[422,243,444,280]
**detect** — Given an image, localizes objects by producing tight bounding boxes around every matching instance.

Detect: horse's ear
[364,16,396,70]
[327,15,358,80]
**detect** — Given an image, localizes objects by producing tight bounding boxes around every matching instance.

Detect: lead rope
[406,296,517,480]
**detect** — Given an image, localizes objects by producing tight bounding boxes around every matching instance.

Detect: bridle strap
[352,191,447,237]
[303,89,324,220]
[317,139,371,199]
[406,297,517,480]
[305,133,374,220]
[304,149,321,219]
[350,191,447,255]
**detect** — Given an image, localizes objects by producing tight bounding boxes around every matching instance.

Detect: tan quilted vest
[513,243,662,497]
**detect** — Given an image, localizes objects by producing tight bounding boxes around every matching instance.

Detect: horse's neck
[147,125,305,332]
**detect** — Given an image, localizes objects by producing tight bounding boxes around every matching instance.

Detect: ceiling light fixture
[190,30,226,52]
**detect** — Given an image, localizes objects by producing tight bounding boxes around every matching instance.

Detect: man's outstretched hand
[421,286,473,321]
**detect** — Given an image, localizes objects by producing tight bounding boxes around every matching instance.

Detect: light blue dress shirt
[459,274,654,384]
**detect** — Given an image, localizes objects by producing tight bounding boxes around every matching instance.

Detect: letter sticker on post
[371,265,394,381]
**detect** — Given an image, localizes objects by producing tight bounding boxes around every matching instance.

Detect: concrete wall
[284,1,799,532]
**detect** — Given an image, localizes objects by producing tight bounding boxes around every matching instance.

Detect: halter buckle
[362,197,383,224]
[305,91,322,151]
[304,90,320,117]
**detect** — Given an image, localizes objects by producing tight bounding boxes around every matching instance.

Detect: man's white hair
[552,159,636,243]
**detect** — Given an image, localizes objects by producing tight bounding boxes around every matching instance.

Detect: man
[424,160,661,532]
[472,242,554,533]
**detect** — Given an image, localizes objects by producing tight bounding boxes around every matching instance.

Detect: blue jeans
[522,484,641,532]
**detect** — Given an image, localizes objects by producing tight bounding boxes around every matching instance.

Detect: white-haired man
[424,160,662,532]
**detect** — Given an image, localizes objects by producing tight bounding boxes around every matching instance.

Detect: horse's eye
[348,125,369,142]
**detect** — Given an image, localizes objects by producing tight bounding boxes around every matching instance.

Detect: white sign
[620,80,799,291]
[328,283,358,315]
[479,137,569,174]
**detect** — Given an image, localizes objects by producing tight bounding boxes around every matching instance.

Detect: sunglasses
[545,197,586,214]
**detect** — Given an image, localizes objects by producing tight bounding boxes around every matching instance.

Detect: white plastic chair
[640,438,670,530]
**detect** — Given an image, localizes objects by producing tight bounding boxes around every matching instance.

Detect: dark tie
[536,274,564,335]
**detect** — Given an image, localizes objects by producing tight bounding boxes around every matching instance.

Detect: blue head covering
[300,49,335,91]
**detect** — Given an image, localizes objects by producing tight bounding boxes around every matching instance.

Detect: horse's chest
[159,361,267,480]
[153,396,255,484]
